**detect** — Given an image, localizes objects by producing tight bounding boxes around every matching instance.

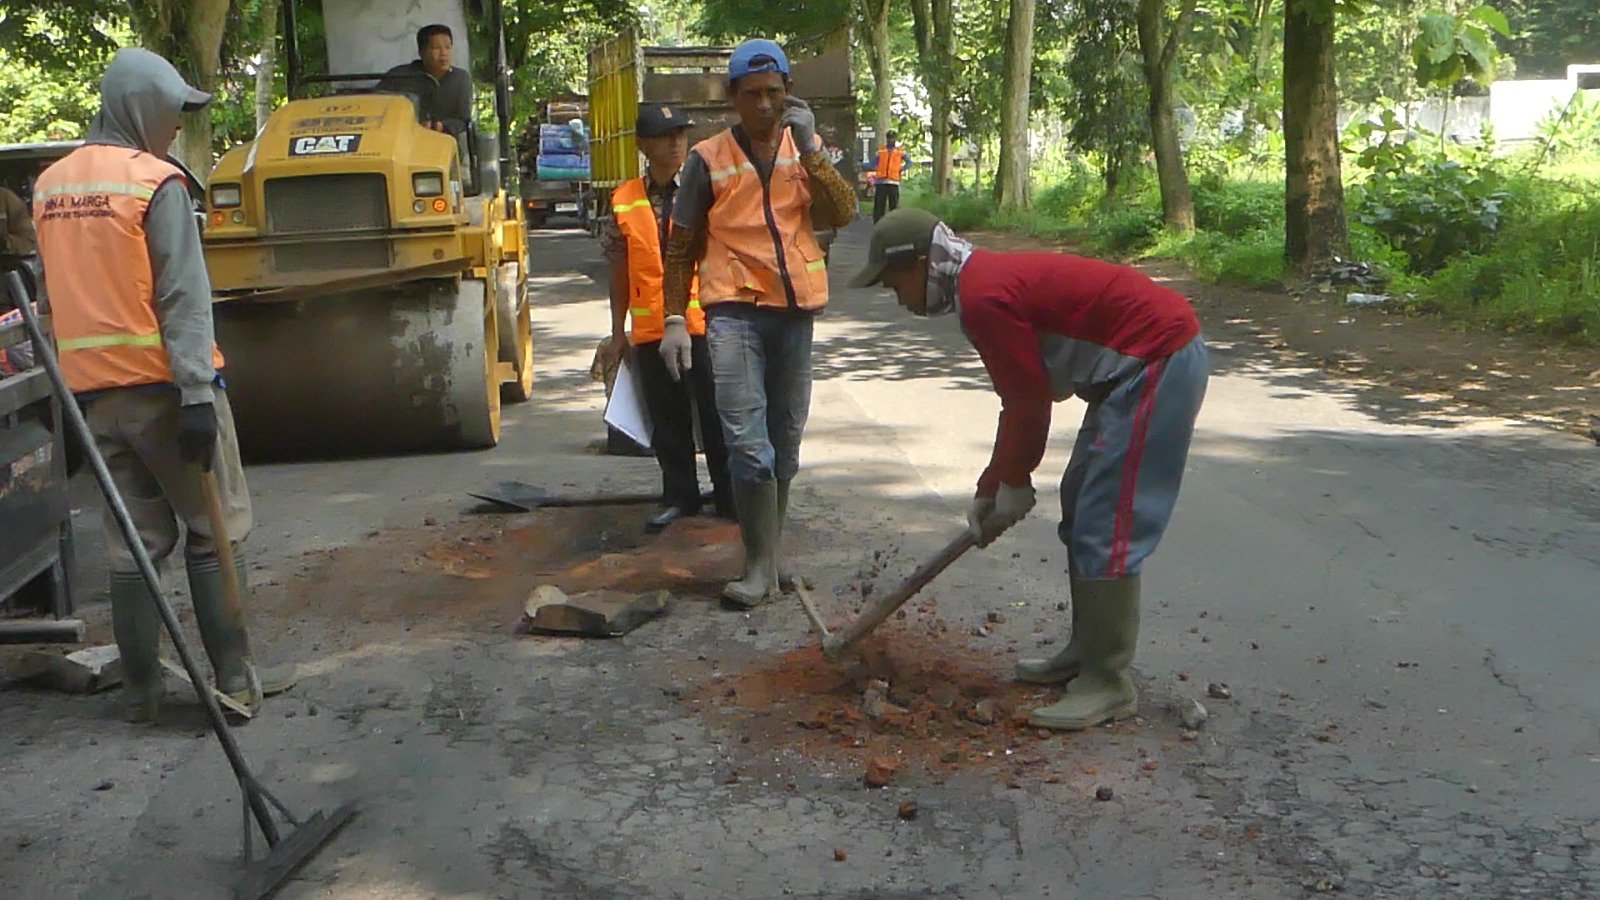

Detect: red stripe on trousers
[1109,358,1166,577]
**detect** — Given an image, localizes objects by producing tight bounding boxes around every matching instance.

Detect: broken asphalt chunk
[520,587,671,637]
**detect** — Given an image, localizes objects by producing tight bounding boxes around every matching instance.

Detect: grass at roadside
[903,159,1600,346]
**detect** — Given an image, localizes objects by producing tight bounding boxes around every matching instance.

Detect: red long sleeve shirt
[957,250,1199,496]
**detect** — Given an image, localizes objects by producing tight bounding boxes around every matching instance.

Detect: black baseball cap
[636,103,694,137]
[849,207,942,288]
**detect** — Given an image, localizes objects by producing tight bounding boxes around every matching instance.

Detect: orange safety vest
[875,146,906,182]
[611,177,703,345]
[33,145,224,394]
[694,128,828,312]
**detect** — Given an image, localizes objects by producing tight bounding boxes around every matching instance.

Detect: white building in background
[1489,65,1600,143]
[1346,64,1600,147]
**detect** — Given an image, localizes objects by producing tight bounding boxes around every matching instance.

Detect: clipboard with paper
[603,353,653,449]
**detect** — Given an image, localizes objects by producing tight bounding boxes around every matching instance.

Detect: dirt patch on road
[267,507,742,643]
[969,230,1597,436]
[694,600,1145,786]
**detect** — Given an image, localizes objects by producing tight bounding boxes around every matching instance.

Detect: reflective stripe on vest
[612,177,703,345]
[875,147,905,182]
[33,145,226,393]
[693,128,829,312]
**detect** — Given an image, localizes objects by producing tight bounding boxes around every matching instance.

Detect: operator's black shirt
[376,61,471,135]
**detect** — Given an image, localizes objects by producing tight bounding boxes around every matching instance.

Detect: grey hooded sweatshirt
[85,48,217,406]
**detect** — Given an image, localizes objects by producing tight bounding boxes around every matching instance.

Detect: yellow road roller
[202,0,533,458]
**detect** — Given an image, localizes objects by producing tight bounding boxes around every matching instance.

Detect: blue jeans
[705,305,815,483]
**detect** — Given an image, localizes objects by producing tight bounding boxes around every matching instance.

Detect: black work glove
[177,402,218,470]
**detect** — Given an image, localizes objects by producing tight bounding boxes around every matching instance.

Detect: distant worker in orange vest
[872,130,910,223]
[661,38,858,608]
[601,102,733,530]
[32,48,295,723]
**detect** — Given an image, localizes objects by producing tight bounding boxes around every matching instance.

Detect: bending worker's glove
[659,315,693,382]
[780,97,818,153]
[177,402,219,470]
[967,482,1036,548]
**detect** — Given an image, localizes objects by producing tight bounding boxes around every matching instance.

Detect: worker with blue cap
[659,38,858,609]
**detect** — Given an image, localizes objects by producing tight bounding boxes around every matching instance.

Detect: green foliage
[692,0,850,42]
[1091,207,1166,255]
[912,190,998,231]
[1060,0,1147,199]
[1191,175,1283,233]
[1349,111,1509,273]
[0,2,123,71]
[495,0,637,123]
[1532,91,1600,158]
[1406,182,1600,341]
[1498,0,1599,79]
[1411,4,1510,89]
[0,7,129,144]
[0,48,104,142]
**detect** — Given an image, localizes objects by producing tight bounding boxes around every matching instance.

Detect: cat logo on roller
[289,134,362,156]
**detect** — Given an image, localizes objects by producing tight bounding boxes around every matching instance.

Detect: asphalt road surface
[2,221,1597,899]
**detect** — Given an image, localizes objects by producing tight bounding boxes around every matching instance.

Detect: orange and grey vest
[693,128,828,312]
[612,177,703,344]
[33,145,224,393]
[875,146,906,183]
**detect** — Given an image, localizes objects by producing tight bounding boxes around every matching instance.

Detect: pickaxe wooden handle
[199,468,264,708]
[817,531,978,660]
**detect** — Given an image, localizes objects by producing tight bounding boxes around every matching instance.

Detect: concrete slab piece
[8,645,122,693]
[519,588,671,638]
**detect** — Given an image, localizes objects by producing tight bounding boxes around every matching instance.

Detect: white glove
[967,483,1036,548]
[780,97,818,153]
[659,315,692,382]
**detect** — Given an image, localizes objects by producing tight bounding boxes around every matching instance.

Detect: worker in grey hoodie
[32,48,295,722]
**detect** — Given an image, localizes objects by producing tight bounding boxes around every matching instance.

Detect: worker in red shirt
[850,208,1209,731]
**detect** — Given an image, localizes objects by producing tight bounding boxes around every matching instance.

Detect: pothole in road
[691,601,1152,787]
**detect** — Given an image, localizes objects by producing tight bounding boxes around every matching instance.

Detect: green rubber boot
[775,478,798,592]
[1028,576,1140,731]
[1014,595,1084,686]
[723,479,779,609]
[110,571,163,724]
[187,552,297,708]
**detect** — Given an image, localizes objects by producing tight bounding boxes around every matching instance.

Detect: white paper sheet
[603,354,653,449]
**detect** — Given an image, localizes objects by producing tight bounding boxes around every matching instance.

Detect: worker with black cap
[601,102,733,530]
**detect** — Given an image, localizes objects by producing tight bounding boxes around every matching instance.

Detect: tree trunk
[912,0,957,194]
[255,0,280,132]
[862,0,893,153]
[128,0,231,180]
[1238,0,1279,147]
[1136,0,1196,233]
[1283,0,1349,267]
[995,0,1035,210]
[932,0,954,193]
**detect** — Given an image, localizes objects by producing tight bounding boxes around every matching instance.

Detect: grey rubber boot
[110,571,163,724]
[186,552,297,705]
[1014,594,1084,685]
[1028,576,1140,731]
[723,479,780,609]
[775,478,798,592]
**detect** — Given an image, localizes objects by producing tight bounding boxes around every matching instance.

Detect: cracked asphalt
[2,222,1598,898]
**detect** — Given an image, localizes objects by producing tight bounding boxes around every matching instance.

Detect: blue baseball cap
[728,39,790,83]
